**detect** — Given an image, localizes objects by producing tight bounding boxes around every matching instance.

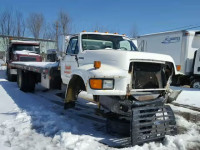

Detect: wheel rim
[193,81,200,89]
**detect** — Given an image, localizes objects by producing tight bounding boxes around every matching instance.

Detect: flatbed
[10,61,61,91]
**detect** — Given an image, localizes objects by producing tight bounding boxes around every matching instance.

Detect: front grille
[131,105,177,146]
[19,57,37,61]
[132,62,166,89]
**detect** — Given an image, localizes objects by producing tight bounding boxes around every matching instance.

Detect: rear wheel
[190,79,200,89]
[17,70,35,92]
[7,68,16,82]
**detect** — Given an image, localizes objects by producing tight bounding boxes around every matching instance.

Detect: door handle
[78,57,84,60]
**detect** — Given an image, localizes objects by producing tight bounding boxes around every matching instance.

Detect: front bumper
[99,96,166,116]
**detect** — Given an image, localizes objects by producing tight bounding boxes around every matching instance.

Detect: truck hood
[80,49,176,71]
[14,50,40,56]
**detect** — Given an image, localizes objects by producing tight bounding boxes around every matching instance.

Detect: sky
[0,0,200,36]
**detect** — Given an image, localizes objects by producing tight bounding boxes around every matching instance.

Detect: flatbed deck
[10,62,59,73]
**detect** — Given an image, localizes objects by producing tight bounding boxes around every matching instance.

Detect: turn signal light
[90,79,102,89]
[176,65,181,71]
[94,61,101,69]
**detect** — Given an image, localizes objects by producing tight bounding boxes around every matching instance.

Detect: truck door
[61,36,79,84]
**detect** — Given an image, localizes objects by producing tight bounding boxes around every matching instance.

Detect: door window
[66,37,79,54]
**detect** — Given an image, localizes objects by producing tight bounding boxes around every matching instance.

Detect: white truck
[10,32,177,146]
[136,30,200,88]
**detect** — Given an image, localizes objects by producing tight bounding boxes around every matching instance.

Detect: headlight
[13,54,18,61]
[103,80,114,89]
[89,79,114,90]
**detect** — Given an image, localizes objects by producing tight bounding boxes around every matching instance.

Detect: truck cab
[59,32,176,98]
[6,40,42,81]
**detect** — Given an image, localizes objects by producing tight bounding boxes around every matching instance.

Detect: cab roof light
[82,30,86,32]
[114,32,118,34]
[176,65,181,71]
[94,61,101,69]
[105,32,109,33]
[94,30,98,32]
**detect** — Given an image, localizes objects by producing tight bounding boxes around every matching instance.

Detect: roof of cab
[10,40,40,45]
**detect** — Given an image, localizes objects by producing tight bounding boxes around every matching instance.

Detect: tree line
[0,9,138,40]
[0,10,70,40]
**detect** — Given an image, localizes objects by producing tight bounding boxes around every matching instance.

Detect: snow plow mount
[131,104,177,146]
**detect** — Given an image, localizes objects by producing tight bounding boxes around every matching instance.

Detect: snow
[171,86,200,108]
[0,67,200,150]
[12,61,58,68]
[13,50,40,56]
[11,40,39,45]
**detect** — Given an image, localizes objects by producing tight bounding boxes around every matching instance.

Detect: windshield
[82,34,138,51]
[12,44,40,54]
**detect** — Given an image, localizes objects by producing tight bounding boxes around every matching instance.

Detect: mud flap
[131,105,177,146]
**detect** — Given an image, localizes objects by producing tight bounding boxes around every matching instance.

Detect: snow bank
[171,86,200,108]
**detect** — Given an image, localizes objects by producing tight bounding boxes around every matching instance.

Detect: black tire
[18,70,28,92]
[27,72,35,92]
[7,68,17,82]
[17,70,35,92]
[106,117,130,136]
[190,79,200,89]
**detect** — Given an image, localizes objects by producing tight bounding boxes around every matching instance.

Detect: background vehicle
[135,30,200,87]
[46,49,57,62]
[10,32,177,146]
[6,39,42,81]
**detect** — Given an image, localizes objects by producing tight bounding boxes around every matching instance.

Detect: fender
[71,63,130,95]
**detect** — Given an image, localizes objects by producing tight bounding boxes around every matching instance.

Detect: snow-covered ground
[171,86,200,108]
[0,65,200,150]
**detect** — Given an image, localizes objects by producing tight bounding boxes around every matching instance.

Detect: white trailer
[136,30,200,87]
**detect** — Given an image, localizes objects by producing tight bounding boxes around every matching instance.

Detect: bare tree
[130,25,138,38]
[27,13,44,39]
[57,11,70,35]
[15,11,26,37]
[43,23,56,40]
[0,10,15,36]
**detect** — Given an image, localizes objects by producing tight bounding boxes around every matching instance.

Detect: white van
[136,30,200,87]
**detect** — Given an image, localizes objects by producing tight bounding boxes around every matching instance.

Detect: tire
[18,70,28,92]
[27,72,35,92]
[7,68,16,82]
[106,117,130,136]
[190,79,200,89]
[17,70,35,92]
